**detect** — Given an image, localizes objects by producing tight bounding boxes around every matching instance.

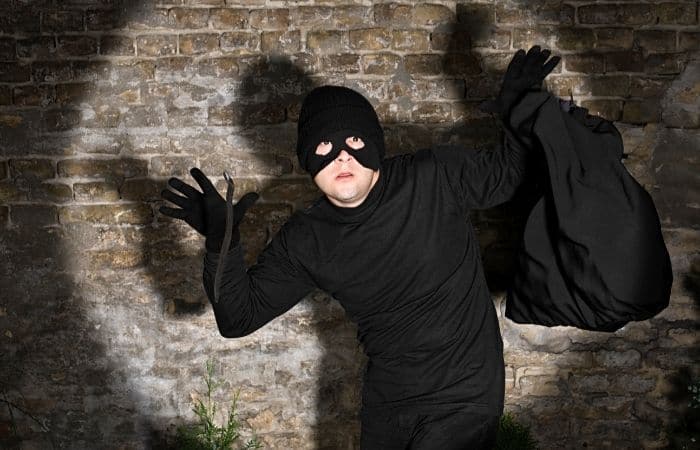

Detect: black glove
[159,167,259,253]
[480,45,561,122]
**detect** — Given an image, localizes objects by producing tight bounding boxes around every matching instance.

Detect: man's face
[312,135,380,208]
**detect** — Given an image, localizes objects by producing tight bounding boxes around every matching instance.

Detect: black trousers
[360,407,500,450]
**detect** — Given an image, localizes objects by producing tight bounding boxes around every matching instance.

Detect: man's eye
[346,136,365,150]
[315,141,332,155]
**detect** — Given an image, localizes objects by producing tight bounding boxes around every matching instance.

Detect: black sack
[504,92,672,332]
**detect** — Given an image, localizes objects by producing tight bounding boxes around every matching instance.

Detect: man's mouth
[336,172,353,179]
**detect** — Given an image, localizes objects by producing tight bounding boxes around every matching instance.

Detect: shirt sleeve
[430,125,533,212]
[202,218,317,338]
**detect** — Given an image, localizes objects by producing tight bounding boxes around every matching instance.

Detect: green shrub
[176,360,263,450]
[495,412,539,450]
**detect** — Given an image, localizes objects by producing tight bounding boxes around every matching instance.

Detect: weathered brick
[99,35,134,56]
[167,106,207,127]
[633,30,677,53]
[0,205,7,227]
[579,4,654,25]
[17,37,56,59]
[645,53,684,75]
[680,32,700,51]
[209,8,248,29]
[412,4,454,26]
[332,6,372,29]
[261,31,300,54]
[197,57,238,78]
[579,99,623,122]
[556,27,596,52]
[126,8,174,31]
[630,77,674,98]
[0,161,6,179]
[512,26,559,50]
[85,8,124,31]
[392,30,429,52]
[170,7,210,29]
[179,33,219,55]
[87,249,147,269]
[654,2,697,25]
[319,54,360,74]
[73,181,120,202]
[259,179,321,209]
[349,28,392,51]
[59,204,153,224]
[136,35,177,57]
[0,7,40,34]
[121,178,163,202]
[411,102,452,123]
[11,205,57,227]
[291,6,332,28]
[29,182,72,203]
[249,9,290,30]
[575,75,630,97]
[13,85,54,107]
[0,86,10,105]
[495,4,527,24]
[184,0,224,5]
[0,38,15,61]
[150,156,197,178]
[595,28,633,50]
[57,158,148,179]
[2,62,33,82]
[120,105,164,128]
[220,32,259,53]
[0,182,27,202]
[373,3,413,27]
[307,31,345,53]
[443,53,481,76]
[404,54,442,75]
[361,53,401,75]
[44,108,82,131]
[563,53,604,73]
[57,35,98,57]
[604,50,644,73]
[42,10,84,33]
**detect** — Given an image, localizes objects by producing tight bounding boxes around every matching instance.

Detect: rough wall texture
[0,0,698,449]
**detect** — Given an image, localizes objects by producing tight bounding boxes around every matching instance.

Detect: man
[160,46,560,449]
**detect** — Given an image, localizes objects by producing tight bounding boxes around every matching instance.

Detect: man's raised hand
[480,45,561,121]
[159,167,259,252]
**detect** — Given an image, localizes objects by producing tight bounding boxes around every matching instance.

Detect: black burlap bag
[504,92,672,332]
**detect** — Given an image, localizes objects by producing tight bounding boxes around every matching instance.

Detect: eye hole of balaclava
[315,136,365,156]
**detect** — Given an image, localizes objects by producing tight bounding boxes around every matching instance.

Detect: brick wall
[0,1,698,448]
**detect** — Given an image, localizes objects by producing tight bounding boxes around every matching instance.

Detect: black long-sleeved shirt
[203,127,531,417]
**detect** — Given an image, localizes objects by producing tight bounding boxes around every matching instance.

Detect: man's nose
[336,149,353,162]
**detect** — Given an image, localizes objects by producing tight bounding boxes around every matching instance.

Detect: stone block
[645,53,684,75]
[404,54,443,76]
[57,158,148,179]
[169,7,210,29]
[0,38,15,61]
[361,53,401,75]
[579,99,623,122]
[9,158,55,180]
[56,36,98,57]
[178,34,219,55]
[291,6,332,27]
[348,28,392,51]
[261,31,300,54]
[28,182,73,203]
[150,156,197,177]
[307,31,345,53]
[605,50,645,73]
[332,6,371,29]
[10,204,57,227]
[593,349,641,369]
[654,2,698,25]
[563,53,604,73]
[42,10,84,33]
[633,30,677,53]
[17,36,56,59]
[622,99,662,124]
[680,32,700,51]
[209,8,248,29]
[512,26,559,50]
[413,4,454,26]
[87,249,147,269]
[73,181,120,202]
[373,3,413,27]
[99,36,134,56]
[411,102,452,123]
[0,182,27,202]
[0,86,8,105]
[199,152,293,177]
[58,203,153,224]
[13,85,54,107]
[220,32,259,53]
[556,27,596,52]
[249,8,290,30]
[136,35,177,57]
[595,27,634,50]
[0,62,31,82]
[320,54,360,74]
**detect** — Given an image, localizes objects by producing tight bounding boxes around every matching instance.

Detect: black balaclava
[296,85,385,178]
